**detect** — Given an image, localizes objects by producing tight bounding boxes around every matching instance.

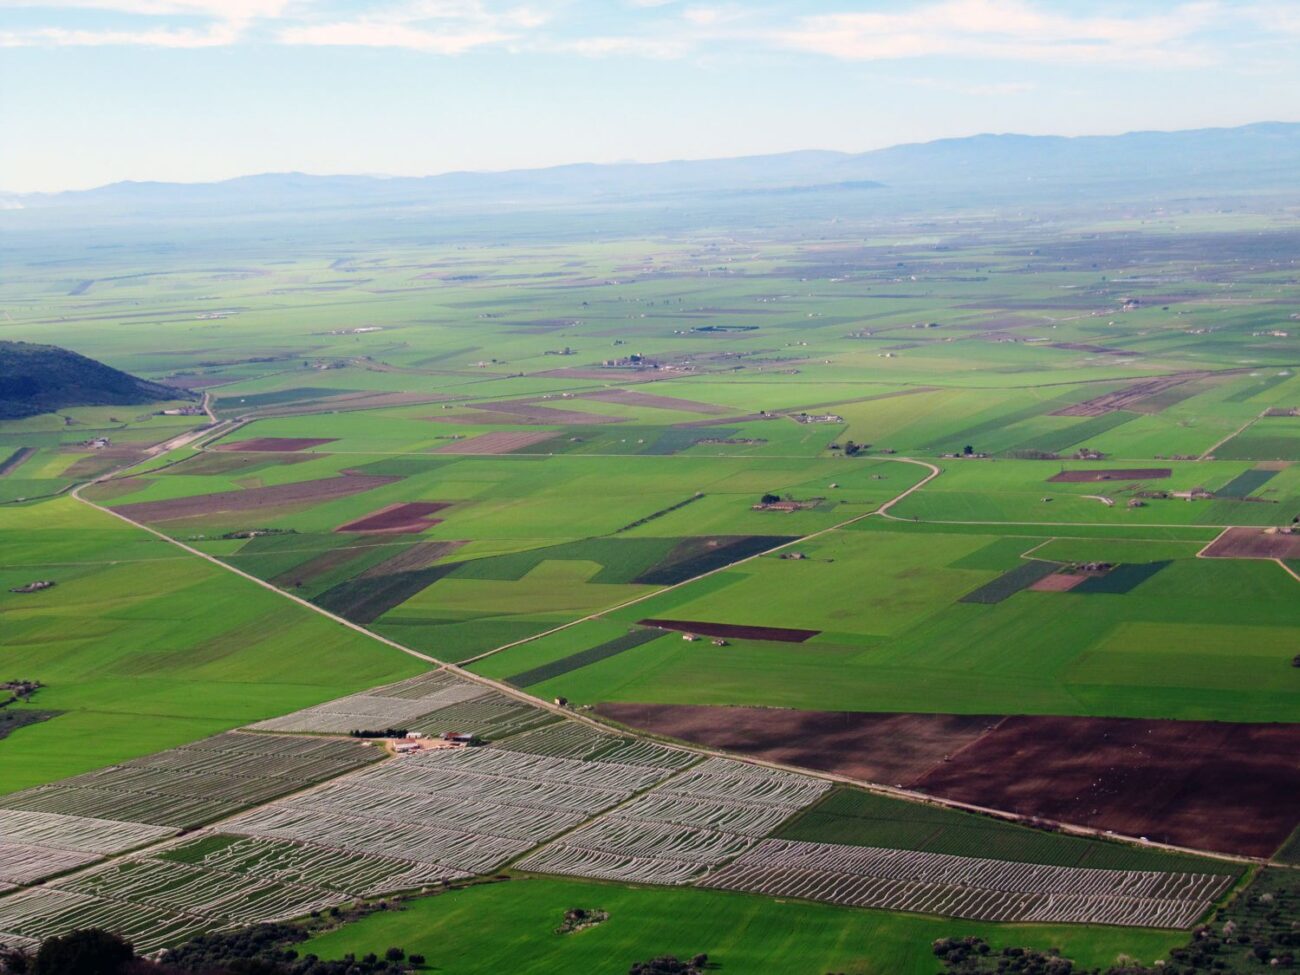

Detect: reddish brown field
[336,501,451,534]
[1049,468,1172,482]
[113,474,398,521]
[475,401,625,425]
[1028,572,1089,592]
[596,703,998,785]
[167,452,315,477]
[638,619,821,643]
[578,389,727,415]
[432,430,559,454]
[1200,527,1300,560]
[910,716,1300,857]
[360,539,467,576]
[1050,374,1200,416]
[215,437,337,452]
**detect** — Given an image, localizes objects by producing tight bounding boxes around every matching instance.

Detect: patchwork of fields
[2,210,1297,970]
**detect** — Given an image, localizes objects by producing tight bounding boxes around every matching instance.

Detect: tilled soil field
[432,430,560,454]
[215,437,337,451]
[113,474,398,521]
[336,501,451,533]
[910,716,1300,858]
[595,704,999,785]
[1049,468,1172,482]
[1200,526,1300,560]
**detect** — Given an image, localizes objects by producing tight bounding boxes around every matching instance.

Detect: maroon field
[432,430,559,454]
[215,437,337,452]
[113,474,398,521]
[910,716,1300,857]
[335,501,451,533]
[1049,468,1172,482]
[1200,526,1300,560]
[595,703,998,785]
[1028,572,1089,592]
[637,619,821,643]
[578,388,728,415]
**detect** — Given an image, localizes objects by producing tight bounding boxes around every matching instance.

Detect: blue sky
[2,1,1297,192]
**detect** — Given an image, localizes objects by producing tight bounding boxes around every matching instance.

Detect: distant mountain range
[4,122,1298,217]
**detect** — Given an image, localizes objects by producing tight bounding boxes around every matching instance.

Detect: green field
[2,202,1297,970]
[301,876,1185,975]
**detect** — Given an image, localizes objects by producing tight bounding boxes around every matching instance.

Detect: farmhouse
[10,580,55,593]
[794,413,844,424]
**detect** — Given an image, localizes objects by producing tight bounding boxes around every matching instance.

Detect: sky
[2,0,1298,193]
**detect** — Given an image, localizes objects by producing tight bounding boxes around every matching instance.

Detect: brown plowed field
[215,437,337,452]
[637,619,821,643]
[1051,375,1199,417]
[476,401,625,425]
[113,474,398,521]
[1200,527,1300,560]
[1028,572,1089,591]
[360,539,467,576]
[432,430,559,454]
[1049,468,1171,482]
[578,389,727,415]
[910,716,1300,857]
[595,703,998,785]
[336,501,451,533]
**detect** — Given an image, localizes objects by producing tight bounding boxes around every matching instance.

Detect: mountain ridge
[4,121,1298,214]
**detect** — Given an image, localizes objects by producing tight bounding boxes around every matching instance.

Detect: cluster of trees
[348,729,409,739]
[0,928,426,975]
[628,955,710,975]
[932,937,1078,975]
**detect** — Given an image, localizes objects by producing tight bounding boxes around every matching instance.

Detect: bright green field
[301,876,1185,975]
[0,497,428,790]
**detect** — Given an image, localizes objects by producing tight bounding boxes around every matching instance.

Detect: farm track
[62,438,1275,872]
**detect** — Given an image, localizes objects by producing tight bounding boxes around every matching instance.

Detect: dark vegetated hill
[0,340,189,419]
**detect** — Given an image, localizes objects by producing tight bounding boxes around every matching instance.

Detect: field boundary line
[1199,409,1265,461]
[457,457,942,667]
[62,446,1265,868]
[1195,527,1231,558]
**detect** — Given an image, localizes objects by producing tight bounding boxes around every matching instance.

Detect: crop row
[0,734,378,830]
[161,835,454,897]
[405,690,556,740]
[0,810,176,855]
[221,747,674,878]
[53,858,349,927]
[0,889,208,954]
[701,839,1232,928]
[496,721,696,770]
[360,747,671,797]
[517,758,831,886]
[249,679,489,734]
[0,844,100,886]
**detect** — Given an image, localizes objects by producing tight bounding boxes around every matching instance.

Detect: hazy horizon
[4,0,1300,193]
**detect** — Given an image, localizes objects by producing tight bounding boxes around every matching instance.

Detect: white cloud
[0,20,240,46]
[279,20,510,53]
[0,0,293,18]
[771,0,1223,66]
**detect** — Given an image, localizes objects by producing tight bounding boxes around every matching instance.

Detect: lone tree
[760,492,780,505]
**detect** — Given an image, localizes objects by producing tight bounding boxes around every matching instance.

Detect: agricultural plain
[1,204,1297,970]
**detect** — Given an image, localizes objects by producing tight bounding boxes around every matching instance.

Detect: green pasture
[301,875,1185,975]
[0,497,427,790]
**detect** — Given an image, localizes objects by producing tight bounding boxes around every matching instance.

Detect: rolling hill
[0,340,189,419]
